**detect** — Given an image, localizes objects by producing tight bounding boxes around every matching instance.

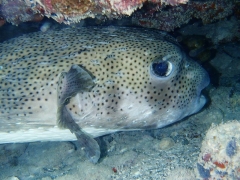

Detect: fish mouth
[193,67,209,114]
[199,94,207,108]
[192,94,207,114]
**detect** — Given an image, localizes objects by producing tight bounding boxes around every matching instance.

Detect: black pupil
[152,61,168,76]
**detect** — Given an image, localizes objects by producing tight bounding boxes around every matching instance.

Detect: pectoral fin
[58,106,100,163]
[57,64,95,106]
[75,130,100,164]
[57,65,100,163]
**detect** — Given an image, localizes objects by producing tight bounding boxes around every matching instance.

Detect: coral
[132,4,192,31]
[191,0,233,24]
[0,0,237,28]
[104,0,146,15]
[132,0,235,31]
[0,0,43,25]
[23,0,189,24]
[0,0,188,25]
[195,121,240,180]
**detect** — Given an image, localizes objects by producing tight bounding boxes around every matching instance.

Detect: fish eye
[151,61,173,77]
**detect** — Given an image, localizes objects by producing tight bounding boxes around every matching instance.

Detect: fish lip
[196,68,210,100]
[194,94,207,114]
[192,70,209,115]
[199,94,207,106]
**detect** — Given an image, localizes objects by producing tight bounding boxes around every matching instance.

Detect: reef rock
[196,121,240,179]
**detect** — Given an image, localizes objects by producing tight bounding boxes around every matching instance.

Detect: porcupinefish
[0,27,209,163]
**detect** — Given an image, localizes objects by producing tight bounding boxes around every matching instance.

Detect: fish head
[146,46,209,128]
[69,38,209,131]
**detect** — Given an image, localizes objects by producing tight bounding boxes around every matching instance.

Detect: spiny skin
[0,27,209,143]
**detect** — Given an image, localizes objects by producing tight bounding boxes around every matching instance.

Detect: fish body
[0,27,209,145]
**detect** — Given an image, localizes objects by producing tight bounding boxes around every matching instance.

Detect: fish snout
[197,67,210,95]
[191,94,207,115]
[189,64,210,115]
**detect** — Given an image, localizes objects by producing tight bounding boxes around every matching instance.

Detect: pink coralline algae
[0,0,189,25]
[102,0,146,15]
[0,0,237,29]
[132,0,235,31]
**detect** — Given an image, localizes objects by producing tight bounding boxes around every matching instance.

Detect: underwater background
[0,0,240,179]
